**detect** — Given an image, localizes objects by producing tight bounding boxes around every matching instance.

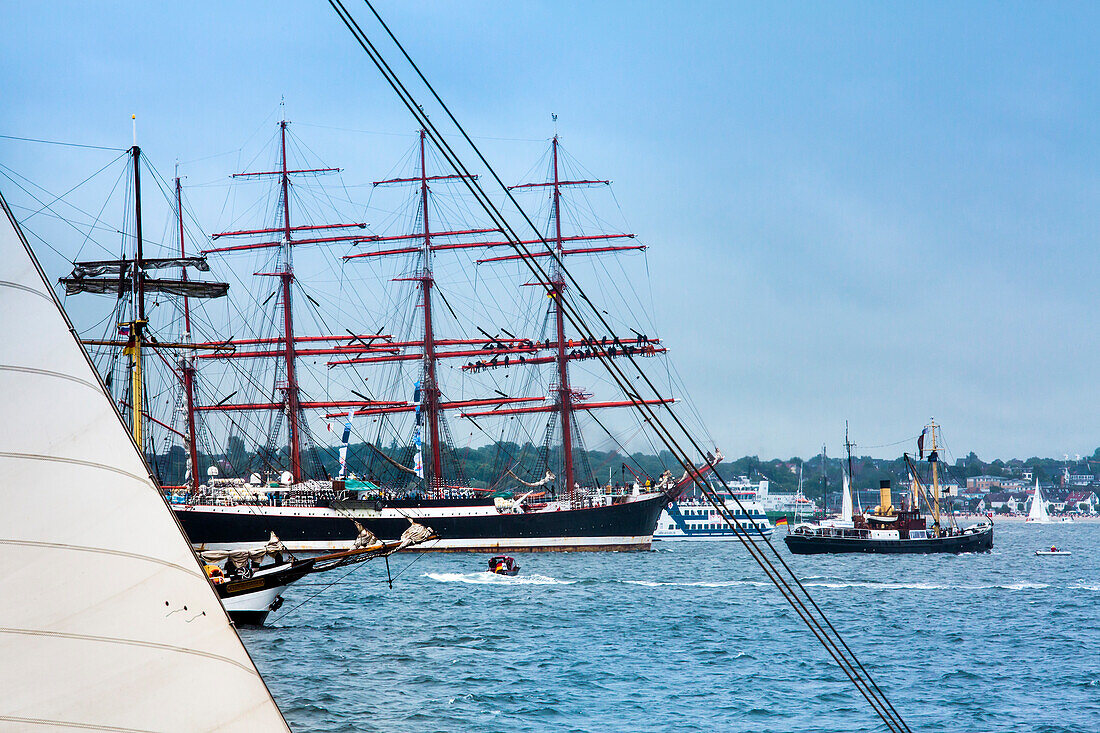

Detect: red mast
[199,119,376,483]
[417,129,445,488]
[463,132,666,495]
[175,172,200,493]
[342,130,501,491]
[276,119,304,482]
[550,136,576,497]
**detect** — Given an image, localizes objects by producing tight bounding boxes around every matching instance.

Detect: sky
[2,2,1099,462]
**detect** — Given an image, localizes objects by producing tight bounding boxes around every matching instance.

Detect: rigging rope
[326,3,912,729]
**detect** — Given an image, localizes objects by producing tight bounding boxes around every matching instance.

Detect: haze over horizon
[3,2,1098,462]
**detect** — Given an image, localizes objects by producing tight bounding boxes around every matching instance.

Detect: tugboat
[488,555,520,576]
[784,421,993,555]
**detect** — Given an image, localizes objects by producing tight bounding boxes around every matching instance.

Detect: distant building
[1063,491,1099,514]
[1062,467,1095,487]
[965,497,988,514]
[966,475,997,492]
[1005,492,1031,513]
[965,475,1024,493]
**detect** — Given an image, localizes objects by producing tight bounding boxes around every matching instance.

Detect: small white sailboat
[1026,478,1052,524]
[839,471,854,524]
[0,187,290,729]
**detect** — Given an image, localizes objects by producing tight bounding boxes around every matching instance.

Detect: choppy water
[242,522,1100,732]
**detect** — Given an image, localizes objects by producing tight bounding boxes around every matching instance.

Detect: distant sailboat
[839,471,854,524]
[0,188,289,729]
[1026,478,1052,524]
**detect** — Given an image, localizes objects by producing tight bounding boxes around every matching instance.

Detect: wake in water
[423,571,575,585]
[621,579,1084,591]
[624,579,772,588]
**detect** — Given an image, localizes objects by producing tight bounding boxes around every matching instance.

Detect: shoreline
[955,513,1100,523]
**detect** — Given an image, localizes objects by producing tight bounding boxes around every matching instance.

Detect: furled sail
[60,276,228,298]
[69,255,212,277]
[0,190,289,731]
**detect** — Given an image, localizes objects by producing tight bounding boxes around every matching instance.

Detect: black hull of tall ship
[175,493,670,553]
[784,527,993,555]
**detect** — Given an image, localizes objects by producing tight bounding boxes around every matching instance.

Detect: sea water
[241,522,1100,732]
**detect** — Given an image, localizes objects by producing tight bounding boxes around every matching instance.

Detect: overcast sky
[3,2,1099,462]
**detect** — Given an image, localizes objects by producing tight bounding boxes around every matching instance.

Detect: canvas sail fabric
[200,532,286,569]
[840,473,854,523]
[0,192,289,731]
[1028,479,1050,522]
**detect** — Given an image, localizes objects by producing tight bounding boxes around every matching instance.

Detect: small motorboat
[1035,546,1071,556]
[488,555,520,576]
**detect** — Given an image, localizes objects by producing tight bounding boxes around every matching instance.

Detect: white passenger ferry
[654,484,773,540]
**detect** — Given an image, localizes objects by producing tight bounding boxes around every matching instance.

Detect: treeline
[149,437,688,491]
[148,438,1100,502]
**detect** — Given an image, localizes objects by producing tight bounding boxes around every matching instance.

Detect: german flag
[775,516,789,526]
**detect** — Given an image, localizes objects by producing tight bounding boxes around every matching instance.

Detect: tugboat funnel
[879,480,893,514]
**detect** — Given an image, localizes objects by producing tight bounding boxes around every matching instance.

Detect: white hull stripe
[221,586,285,614]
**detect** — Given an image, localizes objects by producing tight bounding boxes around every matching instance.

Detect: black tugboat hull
[784,527,993,554]
[175,493,670,553]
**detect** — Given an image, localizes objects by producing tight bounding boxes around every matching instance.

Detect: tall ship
[784,421,993,554]
[61,119,714,552]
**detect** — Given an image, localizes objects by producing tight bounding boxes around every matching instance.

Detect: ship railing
[795,526,871,540]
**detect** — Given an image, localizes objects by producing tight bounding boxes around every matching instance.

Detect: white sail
[1027,478,1050,523]
[840,472,853,522]
[0,191,289,731]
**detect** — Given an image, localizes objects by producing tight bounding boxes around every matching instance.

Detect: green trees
[149,440,1100,493]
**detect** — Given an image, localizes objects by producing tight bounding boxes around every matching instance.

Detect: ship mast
[129,141,147,449]
[176,170,200,492]
[929,418,941,534]
[844,421,856,511]
[276,119,305,482]
[198,118,402,483]
[417,130,444,487]
[458,133,671,496]
[343,130,501,489]
[549,136,576,496]
[62,131,230,480]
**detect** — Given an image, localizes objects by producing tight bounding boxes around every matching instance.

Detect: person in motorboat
[203,564,226,585]
[1036,545,1070,556]
[488,555,519,576]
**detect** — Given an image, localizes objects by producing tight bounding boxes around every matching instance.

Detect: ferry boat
[784,421,993,555]
[655,485,773,539]
[755,470,821,523]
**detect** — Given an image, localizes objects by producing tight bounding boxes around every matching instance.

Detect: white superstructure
[752,476,821,518]
[655,487,774,540]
